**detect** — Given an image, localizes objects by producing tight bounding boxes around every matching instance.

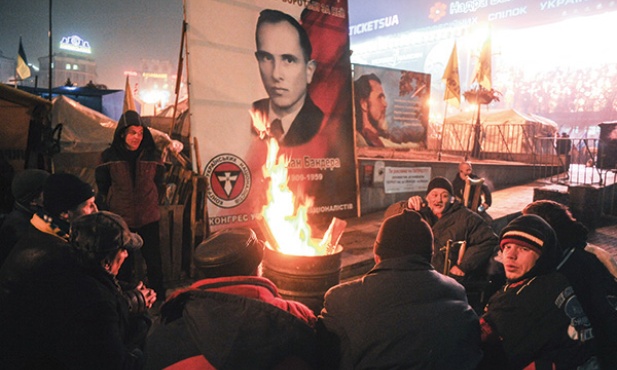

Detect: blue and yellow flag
[16,38,31,80]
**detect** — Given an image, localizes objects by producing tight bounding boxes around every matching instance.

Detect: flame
[261,136,324,256]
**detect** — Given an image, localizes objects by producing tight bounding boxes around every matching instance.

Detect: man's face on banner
[366,79,388,130]
[255,21,316,117]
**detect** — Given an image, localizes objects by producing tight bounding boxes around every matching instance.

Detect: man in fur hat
[0,211,151,369]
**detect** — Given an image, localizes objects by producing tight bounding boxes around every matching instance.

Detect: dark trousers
[118,221,165,298]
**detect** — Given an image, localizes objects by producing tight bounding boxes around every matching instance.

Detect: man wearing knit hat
[318,210,482,369]
[1,173,97,272]
[145,227,317,370]
[0,211,152,369]
[478,214,599,369]
[0,173,155,329]
[384,176,500,313]
[0,169,50,266]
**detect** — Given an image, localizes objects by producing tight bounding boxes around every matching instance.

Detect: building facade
[37,51,97,88]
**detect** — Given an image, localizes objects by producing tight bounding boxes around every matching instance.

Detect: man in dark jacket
[145,227,317,370]
[0,211,148,369]
[96,110,166,297]
[318,210,482,369]
[479,215,599,369]
[385,176,501,313]
[0,168,49,266]
[451,160,492,213]
[523,200,617,369]
[1,173,99,287]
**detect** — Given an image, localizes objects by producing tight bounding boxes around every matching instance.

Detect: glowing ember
[261,136,325,257]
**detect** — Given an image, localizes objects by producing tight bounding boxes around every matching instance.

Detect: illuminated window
[73,64,79,70]
[65,63,71,70]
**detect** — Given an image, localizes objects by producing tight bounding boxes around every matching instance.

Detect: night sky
[0,0,184,89]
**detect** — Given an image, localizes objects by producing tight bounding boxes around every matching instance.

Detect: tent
[0,84,52,171]
[442,108,558,161]
[19,85,126,121]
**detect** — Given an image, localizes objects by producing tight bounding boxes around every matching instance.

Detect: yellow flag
[474,36,492,90]
[123,76,136,113]
[442,42,460,108]
[16,38,31,80]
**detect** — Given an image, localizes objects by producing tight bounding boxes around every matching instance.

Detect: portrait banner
[353,64,431,153]
[184,0,357,233]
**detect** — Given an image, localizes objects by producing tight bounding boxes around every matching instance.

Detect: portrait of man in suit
[251,9,324,147]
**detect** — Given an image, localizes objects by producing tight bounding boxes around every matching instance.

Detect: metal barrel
[261,243,343,315]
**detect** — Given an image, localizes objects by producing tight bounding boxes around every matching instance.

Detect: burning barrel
[262,242,343,314]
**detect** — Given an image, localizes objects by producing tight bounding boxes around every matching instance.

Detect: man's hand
[135,281,157,308]
[407,196,425,211]
[450,265,466,277]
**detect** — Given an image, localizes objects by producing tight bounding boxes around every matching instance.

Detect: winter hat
[118,110,143,128]
[11,169,50,204]
[499,214,562,281]
[43,173,95,217]
[499,214,557,255]
[374,210,434,262]
[193,228,265,279]
[70,211,143,255]
[426,176,453,195]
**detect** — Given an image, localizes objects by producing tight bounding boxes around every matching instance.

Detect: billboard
[348,0,617,129]
[184,0,357,232]
[353,64,431,152]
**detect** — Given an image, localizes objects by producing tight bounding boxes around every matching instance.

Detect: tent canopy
[0,84,52,170]
[445,108,558,130]
[442,108,559,158]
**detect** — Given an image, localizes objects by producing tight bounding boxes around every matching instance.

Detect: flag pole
[438,102,449,161]
[441,41,460,161]
[170,20,187,137]
[48,0,53,101]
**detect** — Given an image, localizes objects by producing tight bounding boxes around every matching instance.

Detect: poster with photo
[353,64,431,153]
[184,0,357,233]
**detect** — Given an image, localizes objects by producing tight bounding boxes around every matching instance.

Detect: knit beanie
[499,214,562,281]
[43,173,95,217]
[374,210,433,262]
[427,176,453,195]
[11,169,50,204]
[193,228,265,279]
[499,214,557,255]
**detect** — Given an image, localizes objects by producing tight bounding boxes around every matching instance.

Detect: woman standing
[96,110,166,298]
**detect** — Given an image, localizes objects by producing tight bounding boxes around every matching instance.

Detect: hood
[111,110,156,153]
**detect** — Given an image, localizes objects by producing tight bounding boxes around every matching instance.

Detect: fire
[260,136,325,256]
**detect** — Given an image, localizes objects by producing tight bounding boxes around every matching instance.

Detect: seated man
[452,161,492,214]
[0,211,150,369]
[318,210,482,369]
[145,228,317,370]
[523,200,617,369]
[479,215,599,369]
[0,168,49,266]
[385,176,501,313]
